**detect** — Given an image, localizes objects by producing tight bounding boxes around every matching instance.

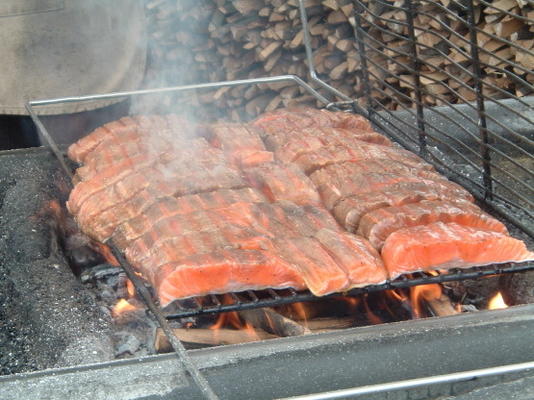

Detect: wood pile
[360,0,534,110]
[143,0,533,119]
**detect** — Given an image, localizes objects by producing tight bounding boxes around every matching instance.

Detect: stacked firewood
[361,0,534,110]
[143,0,533,118]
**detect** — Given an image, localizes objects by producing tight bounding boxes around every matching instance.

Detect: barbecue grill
[23,0,534,398]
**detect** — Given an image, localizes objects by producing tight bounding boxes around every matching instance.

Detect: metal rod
[108,243,219,400]
[28,75,330,107]
[164,261,533,319]
[277,360,534,400]
[24,74,331,182]
[353,2,375,117]
[358,31,534,164]
[24,103,74,181]
[298,0,353,102]
[466,0,493,200]
[360,70,534,201]
[404,0,427,156]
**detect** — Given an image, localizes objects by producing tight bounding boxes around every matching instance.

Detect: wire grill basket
[351,0,533,235]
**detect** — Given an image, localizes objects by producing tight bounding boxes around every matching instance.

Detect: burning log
[238,307,311,336]
[425,294,459,317]
[154,327,276,351]
[411,282,459,318]
[306,316,354,332]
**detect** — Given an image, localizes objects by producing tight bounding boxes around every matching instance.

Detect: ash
[0,148,116,375]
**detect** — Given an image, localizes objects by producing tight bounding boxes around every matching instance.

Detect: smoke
[131,0,226,122]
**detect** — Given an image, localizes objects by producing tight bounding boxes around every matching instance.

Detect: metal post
[404,0,428,156]
[109,244,220,400]
[465,0,493,199]
[353,2,375,119]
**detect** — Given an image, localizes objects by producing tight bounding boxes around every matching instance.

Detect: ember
[94,242,120,266]
[112,299,138,317]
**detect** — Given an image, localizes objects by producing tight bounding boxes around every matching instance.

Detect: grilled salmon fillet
[66,109,532,305]
[358,200,507,250]
[382,222,534,278]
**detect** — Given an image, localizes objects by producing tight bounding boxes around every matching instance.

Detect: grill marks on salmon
[244,162,321,205]
[252,107,372,138]
[68,115,192,165]
[66,109,532,305]
[68,138,226,214]
[203,123,273,167]
[68,117,139,164]
[296,143,429,175]
[273,237,350,295]
[126,226,271,273]
[382,222,534,278]
[267,127,391,157]
[331,182,475,232]
[311,167,466,211]
[313,229,387,288]
[113,201,340,251]
[357,200,508,250]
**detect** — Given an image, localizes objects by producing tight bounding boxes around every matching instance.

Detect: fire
[288,302,311,323]
[94,242,119,266]
[488,292,508,310]
[410,283,442,318]
[344,296,360,308]
[112,298,138,316]
[209,311,260,341]
[126,279,135,297]
[387,289,407,302]
[209,311,242,330]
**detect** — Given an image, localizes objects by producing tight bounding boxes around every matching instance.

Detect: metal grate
[163,261,534,319]
[351,0,534,236]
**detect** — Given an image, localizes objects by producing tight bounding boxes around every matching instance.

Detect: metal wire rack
[163,261,534,319]
[24,1,534,398]
[351,0,534,236]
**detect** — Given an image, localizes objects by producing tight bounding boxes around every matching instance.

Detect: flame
[126,279,135,297]
[387,289,407,302]
[410,284,442,318]
[112,298,137,316]
[209,311,242,330]
[488,292,508,310]
[209,311,260,341]
[335,296,360,315]
[94,242,119,266]
[243,321,260,340]
[206,294,261,341]
[209,295,242,330]
[289,302,310,323]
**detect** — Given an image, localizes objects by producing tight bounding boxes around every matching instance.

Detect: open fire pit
[1,1,534,399]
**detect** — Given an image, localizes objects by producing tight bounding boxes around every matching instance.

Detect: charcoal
[115,333,141,357]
